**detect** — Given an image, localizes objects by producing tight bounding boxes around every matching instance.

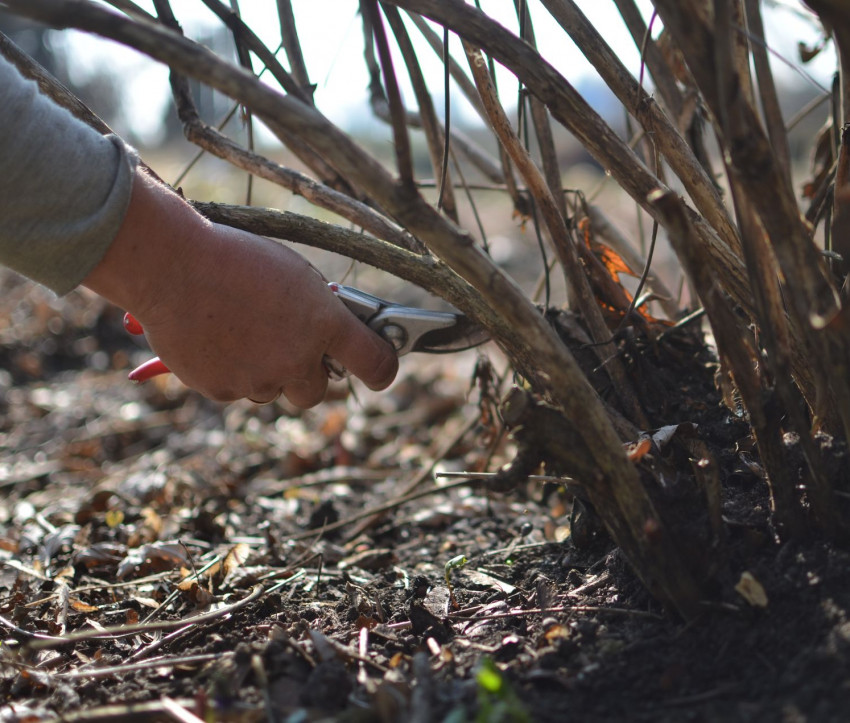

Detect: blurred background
[0,1,840,306]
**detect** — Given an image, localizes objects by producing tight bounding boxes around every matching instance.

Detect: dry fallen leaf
[735,571,768,608]
[69,597,98,613]
[105,509,124,528]
[117,541,191,579]
[221,542,251,580]
[625,437,652,462]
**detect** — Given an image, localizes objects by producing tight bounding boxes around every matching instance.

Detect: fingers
[326,319,399,391]
[249,362,329,409]
[282,377,328,409]
[247,387,283,406]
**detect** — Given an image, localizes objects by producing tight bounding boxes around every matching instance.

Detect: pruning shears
[123,282,489,383]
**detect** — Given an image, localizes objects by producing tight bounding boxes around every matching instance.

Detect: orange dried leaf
[319,407,348,437]
[140,507,163,537]
[626,437,652,462]
[597,245,638,281]
[389,652,405,669]
[69,597,98,613]
[544,623,570,643]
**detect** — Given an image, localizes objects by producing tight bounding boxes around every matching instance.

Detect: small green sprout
[474,658,531,723]
[444,554,468,588]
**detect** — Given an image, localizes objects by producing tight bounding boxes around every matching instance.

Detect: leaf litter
[3,272,850,722]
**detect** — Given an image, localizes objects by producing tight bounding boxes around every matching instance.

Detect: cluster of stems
[5,0,850,618]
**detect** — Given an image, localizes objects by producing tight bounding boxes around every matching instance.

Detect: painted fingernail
[123,312,144,335]
[128,357,170,383]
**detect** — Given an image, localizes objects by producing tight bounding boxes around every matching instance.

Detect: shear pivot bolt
[380,324,407,352]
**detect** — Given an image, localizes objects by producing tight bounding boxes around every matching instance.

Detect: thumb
[327,321,399,390]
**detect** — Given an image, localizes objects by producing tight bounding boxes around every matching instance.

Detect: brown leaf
[798,39,826,63]
[221,542,250,580]
[117,542,191,579]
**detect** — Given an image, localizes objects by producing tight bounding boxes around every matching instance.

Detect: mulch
[3,271,850,723]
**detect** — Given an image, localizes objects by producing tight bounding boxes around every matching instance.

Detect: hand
[83,169,398,407]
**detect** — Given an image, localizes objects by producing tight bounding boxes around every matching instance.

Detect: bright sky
[54,0,836,145]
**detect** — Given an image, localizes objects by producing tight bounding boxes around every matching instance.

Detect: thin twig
[407,7,528,214]
[382,3,458,219]
[222,0,255,205]
[198,0,309,102]
[341,413,481,541]
[463,40,649,428]
[47,652,227,680]
[19,585,263,651]
[448,603,663,621]
[404,9,486,120]
[362,0,415,187]
[539,0,741,257]
[276,0,312,101]
[436,25,452,212]
[289,474,477,542]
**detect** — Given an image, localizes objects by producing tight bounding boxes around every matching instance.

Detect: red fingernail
[123,312,144,335]
[128,357,170,383]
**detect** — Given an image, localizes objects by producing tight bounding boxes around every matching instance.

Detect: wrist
[82,168,207,318]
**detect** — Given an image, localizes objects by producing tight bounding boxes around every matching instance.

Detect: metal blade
[411,314,490,353]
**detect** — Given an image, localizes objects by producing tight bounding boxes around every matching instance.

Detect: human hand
[83,169,398,407]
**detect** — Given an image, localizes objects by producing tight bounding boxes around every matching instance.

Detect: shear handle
[328,283,385,322]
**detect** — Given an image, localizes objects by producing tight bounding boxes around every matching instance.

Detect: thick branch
[0,31,111,134]
[653,0,850,443]
[649,189,805,538]
[191,202,476,308]
[8,0,706,616]
[652,0,837,322]
[182,117,424,254]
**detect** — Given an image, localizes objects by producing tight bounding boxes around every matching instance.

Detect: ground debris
[3,275,850,722]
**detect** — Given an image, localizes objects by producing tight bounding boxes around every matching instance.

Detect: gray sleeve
[0,55,139,295]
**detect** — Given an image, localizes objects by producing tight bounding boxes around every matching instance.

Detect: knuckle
[206,386,239,403]
[284,380,326,409]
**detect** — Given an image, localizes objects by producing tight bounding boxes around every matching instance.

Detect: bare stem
[275,0,312,101]
[464,40,648,428]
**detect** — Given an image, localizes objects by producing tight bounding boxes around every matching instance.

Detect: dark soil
[3,273,850,723]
